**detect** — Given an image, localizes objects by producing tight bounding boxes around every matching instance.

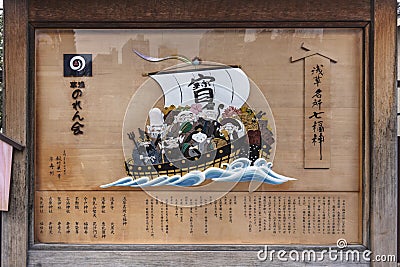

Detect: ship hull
[125,136,246,179]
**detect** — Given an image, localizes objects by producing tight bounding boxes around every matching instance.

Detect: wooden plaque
[2,0,398,266]
[35,28,362,245]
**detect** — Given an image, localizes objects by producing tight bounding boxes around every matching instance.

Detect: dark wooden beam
[28,0,371,23]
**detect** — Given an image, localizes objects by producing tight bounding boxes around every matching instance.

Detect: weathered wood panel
[1,0,28,266]
[32,28,363,246]
[28,246,370,266]
[370,0,398,266]
[28,0,371,23]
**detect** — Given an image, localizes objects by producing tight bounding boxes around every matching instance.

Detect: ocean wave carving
[100,157,296,188]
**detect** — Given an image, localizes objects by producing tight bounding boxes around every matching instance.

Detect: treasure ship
[124,51,274,179]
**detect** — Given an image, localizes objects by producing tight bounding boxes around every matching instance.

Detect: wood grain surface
[28,0,371,23]
[370,0,398,266]
[1,0,28,267]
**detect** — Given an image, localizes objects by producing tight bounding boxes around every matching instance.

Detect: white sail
[150,67,250,110]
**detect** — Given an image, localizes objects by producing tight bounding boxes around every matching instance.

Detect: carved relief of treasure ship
[124,51,275,179]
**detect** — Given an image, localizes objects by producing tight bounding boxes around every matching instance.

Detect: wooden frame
[0,0,397,266]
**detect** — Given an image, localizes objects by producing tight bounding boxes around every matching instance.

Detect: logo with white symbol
[64,54,92,77]
[69,56,86,72]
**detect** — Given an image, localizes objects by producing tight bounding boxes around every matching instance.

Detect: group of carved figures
[128,104,274,166]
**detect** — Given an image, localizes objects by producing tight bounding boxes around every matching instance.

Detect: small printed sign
[64,54,92,77]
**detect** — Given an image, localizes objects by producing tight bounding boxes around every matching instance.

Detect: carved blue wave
[100,158,296,188]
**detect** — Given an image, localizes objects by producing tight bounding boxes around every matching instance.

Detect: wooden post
[1,0,28,266]
[370,0,398,266]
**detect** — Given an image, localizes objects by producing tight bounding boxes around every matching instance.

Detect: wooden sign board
[35,28,362,244]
